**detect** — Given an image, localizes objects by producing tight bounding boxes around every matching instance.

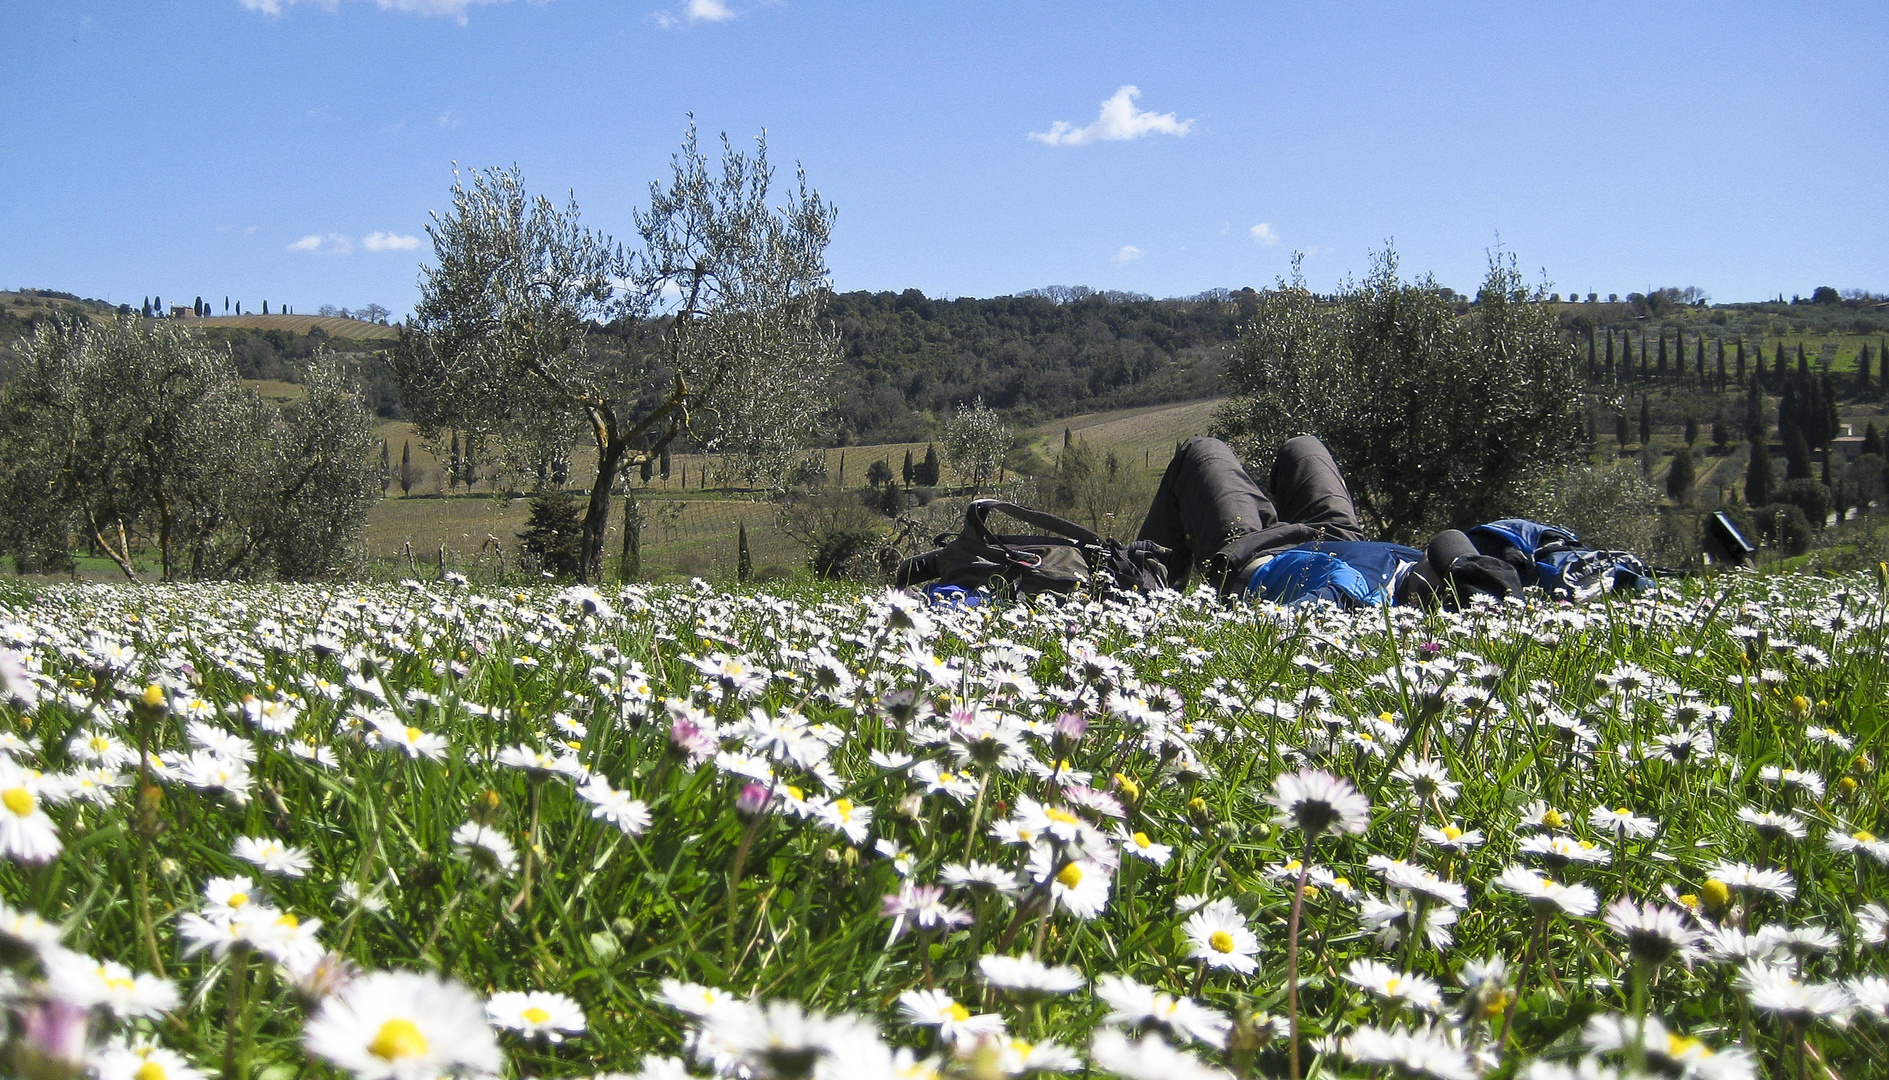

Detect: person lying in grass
[1136,435,1653,607]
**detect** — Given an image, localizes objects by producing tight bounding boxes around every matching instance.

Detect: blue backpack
[1465,519,1654,601]
[1245,541,1423,608]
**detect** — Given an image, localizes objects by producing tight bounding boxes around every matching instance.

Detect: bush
[1756,503,1811,555]
[776,491,890,580]
[1772,479,1832,529]
[1520,461,1661,555]
[517,489,586,579]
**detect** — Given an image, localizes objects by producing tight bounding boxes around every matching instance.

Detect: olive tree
[395,125,838,581]
[0,317,377,579]
[942,397,1011,494]
[1212,248,1583,542]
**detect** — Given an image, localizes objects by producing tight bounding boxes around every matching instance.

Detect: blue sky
[3,1,1884,317]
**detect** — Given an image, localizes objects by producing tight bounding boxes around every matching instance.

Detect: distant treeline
[6,283,1886,448]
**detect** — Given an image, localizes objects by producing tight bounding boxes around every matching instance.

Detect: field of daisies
[0,570,1883,1080]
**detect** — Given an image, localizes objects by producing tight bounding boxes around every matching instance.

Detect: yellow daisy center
[834,798,855,817]
[521,1007,552,1025]
[1043,807,1080,826]
[1132,831,1152,849]
[275,914,299,929]
[946,1003,970,1022]
[141,685,166,708]
[404,726,424,743]
[1613,806,1631,816]
[367,1018,429,1061]
[2,788,35,817]
[1701,879,1732,910]
[1055,863,1084,888]
[226,892,249,909]
[135,1062,167,1080]
[785,785,804,801]
[1668,1033,1708,1058]
[89,737,111,752]
[1386,977,1402,994]
[1442,826,1463,840]
[1208,930,1235,953]
[1542,810,1565,828]
[1856,830,1878,844]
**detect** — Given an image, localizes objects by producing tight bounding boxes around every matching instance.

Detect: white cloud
[363,232,420,252]
[287,233,354,255]
[239,0,511,24]
[655,0,734,27]
[1250,223,1279,246]
[1029,86,1193,147]
[1112,245,1144,265]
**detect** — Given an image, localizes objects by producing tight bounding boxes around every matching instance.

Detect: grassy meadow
[0,568,1884,1080]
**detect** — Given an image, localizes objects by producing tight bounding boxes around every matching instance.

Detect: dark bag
[897,501,1171,598]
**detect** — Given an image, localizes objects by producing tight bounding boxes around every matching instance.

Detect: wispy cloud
[1030,86,1193,147]
[1112,245,1144,265]
[436,111,460,129]
[1250,223,1279,246]
[655,0,734,28]
[239,0,511,25]
[363,232,421,252]
[287,233,354,256]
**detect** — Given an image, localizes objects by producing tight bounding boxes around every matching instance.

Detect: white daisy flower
[303,969,500,1080]
[233,835,312,877]
[486,990,586,1043]
[896,989,1005,1043]
[1183,897,1261,974]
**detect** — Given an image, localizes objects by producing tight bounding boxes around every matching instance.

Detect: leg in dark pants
[1138,435,1363,587]
[1268,435,1365,542]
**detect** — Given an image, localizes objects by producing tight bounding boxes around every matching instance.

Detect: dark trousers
[1137,436,1365,588]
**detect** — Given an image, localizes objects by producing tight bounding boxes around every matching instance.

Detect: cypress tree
[902,448,914,485]
[620,495,642,582]
[1822,373,1840,450]
[448,432,462,491]
[1785,426,1813,481]
[1640,332,1649,381]
[1736,337,1747,386]
[1745,378,1765,441]
[1864,422,1883,459]
[659,448,671,481]
[1639,394,1652,446]
[880,480,903,517]
[1614,412,1632,450]
[1657,332,1668,379]
[1797,342,1809,377]
[1587,329,1597,380]
[1746,437,1774,506]
[1667,444,1695,500]
[838,452,845,487]
[1695,335,1706,383]
[1716,337,1727,390]
[378,441,391,491]
[261,300,267,315]
[1778,380,1798,448]
[1605,329,1616,383]
[737,522,752,583]
[399,441,413,495]
[1775,340,1787,382]
[1684,414,1699,446]
[920,443,940,486]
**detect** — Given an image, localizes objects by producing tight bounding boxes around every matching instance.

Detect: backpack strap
[963,500,1102,548]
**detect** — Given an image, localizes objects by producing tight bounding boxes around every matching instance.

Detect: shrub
[1772,479,1832,529]
[1756,503,1811,555]
[776,491,890,580]
[518,489,586,579]
[1520,461,1661,555]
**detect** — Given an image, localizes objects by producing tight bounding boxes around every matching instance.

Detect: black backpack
[896,500,1170,598]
